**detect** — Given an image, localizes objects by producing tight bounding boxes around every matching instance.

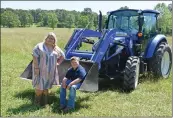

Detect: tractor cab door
[141,12,158,52]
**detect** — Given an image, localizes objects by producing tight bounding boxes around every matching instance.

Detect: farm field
[1,27,172,116]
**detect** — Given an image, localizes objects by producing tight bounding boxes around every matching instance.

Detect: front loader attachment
[20,60,99,92]
[20,60,32,80]
[58,60,99,92]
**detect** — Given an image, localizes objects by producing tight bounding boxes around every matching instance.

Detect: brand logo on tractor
[116,32,127,36]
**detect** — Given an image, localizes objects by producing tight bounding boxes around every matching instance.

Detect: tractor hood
[102,28,138,41]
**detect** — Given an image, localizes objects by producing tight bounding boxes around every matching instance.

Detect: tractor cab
[105,9,160,37]
[94,9,160,55]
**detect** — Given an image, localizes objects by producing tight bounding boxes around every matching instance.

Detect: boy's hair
[70,56,80,62]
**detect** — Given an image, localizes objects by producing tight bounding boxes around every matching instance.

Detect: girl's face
[45,35,55,46]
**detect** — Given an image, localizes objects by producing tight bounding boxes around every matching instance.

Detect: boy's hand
[67,84,72,89]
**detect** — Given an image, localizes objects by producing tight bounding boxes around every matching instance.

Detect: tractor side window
[143,13,157,34]
[108,15,117,29]
[129,16,138,30]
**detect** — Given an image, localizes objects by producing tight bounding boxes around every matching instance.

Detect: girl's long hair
[44,32,61,54]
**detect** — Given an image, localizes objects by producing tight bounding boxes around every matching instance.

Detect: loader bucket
[20,60,33,80]
[58,60,99,92]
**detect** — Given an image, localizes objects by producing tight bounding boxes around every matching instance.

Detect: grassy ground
[1,27,172,116]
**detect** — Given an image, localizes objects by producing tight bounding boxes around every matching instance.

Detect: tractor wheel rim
[135,61,140,88]
[161,51,170,76]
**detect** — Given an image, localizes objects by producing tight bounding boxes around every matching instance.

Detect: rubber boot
[42,94,48,106]
[34,95,42,106]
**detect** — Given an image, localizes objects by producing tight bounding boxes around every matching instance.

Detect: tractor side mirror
[98,10,102,32]
[158,28,161,32]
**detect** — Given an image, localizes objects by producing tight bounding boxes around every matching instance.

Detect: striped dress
[32,42,64,90]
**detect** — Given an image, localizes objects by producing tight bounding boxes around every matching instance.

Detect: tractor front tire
[149,42,172,78]
[123,56,140,92]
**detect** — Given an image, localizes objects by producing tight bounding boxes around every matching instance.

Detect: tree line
[1,7,103,30]
[1,3,172,35]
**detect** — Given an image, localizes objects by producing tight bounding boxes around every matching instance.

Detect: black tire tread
[123,56,140,92]
[149,42,172,78]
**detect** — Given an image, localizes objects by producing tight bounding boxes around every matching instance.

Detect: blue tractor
[21,9,172,92]
[57,9,172,92]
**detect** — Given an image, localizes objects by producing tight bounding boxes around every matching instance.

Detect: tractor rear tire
[123,56,140,92]
[149,42,172,78]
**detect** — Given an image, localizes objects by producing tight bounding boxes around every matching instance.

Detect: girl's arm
[56,46,65,65]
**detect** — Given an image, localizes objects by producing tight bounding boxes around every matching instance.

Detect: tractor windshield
[107,10,139,32]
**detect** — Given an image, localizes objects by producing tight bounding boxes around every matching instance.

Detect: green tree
[66,13,75,28]
[81,8,92,16]
[154,3,172,34]
[1,10,20,27]
[28,13,34,26]
[42,12,49,27]
[29,9,36,23]
[18,11,30,27]
[48,12,58,30]
[88,14,95,29]
[78,15,89,28]
[80,8,95,29]
[35,8,42,23]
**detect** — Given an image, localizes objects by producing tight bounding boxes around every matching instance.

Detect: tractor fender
[144,34,167,58]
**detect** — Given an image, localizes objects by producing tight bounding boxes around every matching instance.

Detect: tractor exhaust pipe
[98,10,102,32]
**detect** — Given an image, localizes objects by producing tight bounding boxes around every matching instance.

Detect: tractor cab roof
[109,9,160,15]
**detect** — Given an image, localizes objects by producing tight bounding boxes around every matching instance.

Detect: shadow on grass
[138,72,162,83]
[51,95,91,115]
[51,88,91,114]
[97,72,164,93]
[7,89,57,115]
[8,88,91,115]
[98,76,124,93]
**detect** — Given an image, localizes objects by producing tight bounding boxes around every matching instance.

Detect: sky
[1,1,172,15]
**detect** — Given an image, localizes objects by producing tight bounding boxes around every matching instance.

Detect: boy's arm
[69,78,82,85]
[66,78,81,89]
[67,69,86,89]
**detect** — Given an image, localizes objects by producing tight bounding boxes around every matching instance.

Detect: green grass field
[1,27,172,116]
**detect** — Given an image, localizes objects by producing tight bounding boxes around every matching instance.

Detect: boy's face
[71,60,79,69]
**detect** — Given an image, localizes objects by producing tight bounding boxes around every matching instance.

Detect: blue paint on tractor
[144,34,167,58]
[64,8,168,74]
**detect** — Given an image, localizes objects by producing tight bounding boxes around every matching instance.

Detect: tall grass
[1,27,172,116]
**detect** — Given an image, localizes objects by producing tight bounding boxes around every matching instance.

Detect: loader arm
[65,29,102,59]
[60,28,127,92]
[65,28,123,65]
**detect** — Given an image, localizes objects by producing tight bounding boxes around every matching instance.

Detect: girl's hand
[57,63,60,66]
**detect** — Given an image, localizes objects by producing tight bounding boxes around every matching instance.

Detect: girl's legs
[35,89,43,106]
[43,89,48,106]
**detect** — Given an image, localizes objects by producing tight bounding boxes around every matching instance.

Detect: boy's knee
[60,86,66,91]
[62,78,67,88]
[61,84,66,89]
[71,85,77,90]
